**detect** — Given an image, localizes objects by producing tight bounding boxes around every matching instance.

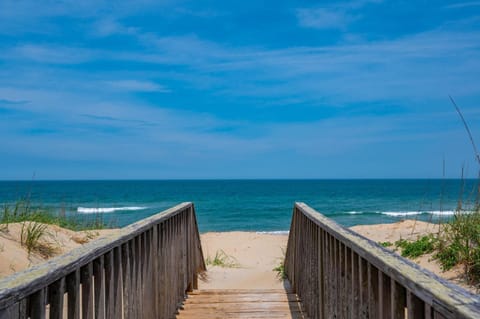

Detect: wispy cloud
[445,1,480,9]
[105,80,170,93]
[296,8,355,30]
[7,44,95,64]
[295,0,382,30]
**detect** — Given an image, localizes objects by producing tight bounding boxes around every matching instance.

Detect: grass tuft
[20,221,48,256]
[205,250,239,268]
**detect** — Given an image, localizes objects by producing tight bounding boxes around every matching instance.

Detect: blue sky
[1,0,480,179]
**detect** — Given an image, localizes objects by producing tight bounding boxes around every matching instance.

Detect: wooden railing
[0,202,205,319]
[285,202,480,319]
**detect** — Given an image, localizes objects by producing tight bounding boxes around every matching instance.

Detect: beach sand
[0,223,116,279]
[200,231,288,289]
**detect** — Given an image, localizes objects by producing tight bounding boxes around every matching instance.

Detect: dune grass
[1,200,106,232]
[205,250,239,268]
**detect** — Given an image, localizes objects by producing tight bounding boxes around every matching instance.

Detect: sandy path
[199,232,288,289]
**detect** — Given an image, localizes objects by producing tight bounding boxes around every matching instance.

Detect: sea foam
[77,206,147,214]
[255,230,289,235]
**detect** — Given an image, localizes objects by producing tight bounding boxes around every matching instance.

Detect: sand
[199,232,288,289]
[0,223,116,279]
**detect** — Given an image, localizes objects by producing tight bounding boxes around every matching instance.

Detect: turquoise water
[0,180,477,232]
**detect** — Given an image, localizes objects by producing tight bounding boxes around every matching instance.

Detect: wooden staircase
[176,289,309,319]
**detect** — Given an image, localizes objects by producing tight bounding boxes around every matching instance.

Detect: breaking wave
[77,206,147,214]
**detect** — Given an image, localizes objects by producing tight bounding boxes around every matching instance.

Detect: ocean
[0,179,477,232]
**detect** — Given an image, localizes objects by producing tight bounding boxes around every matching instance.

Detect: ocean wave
[255,230,289,235]
[381,210,458,217]
[347,211,364,215]
[77,206,147,214]
[429,210,471,216]
[381,211,424,217]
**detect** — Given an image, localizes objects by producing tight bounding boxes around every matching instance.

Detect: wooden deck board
[177,289,308,319]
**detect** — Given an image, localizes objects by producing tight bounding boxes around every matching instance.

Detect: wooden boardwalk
[177,289,309,319]
[1,202,480,318]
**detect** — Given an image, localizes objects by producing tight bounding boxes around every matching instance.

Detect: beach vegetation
[1,200,106,231]
[205,250,239,268]
[431,97,480,286]
[434,210,480,284]
[395,235,436,258]
[273,247,287,280]
[379,241,393,247]
[273,263,286,280]
[20,221,54,257]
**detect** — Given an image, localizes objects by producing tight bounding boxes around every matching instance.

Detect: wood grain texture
[177,289,309,319]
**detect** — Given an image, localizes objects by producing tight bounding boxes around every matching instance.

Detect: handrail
[285,202,480,319]
[0,202,206,319]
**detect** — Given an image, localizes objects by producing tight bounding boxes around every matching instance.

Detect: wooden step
[176,289,309,319]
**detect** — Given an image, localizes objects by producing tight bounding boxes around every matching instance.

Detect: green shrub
[434,210,480,284]
[395,235,436,258]
[379,241,393,247]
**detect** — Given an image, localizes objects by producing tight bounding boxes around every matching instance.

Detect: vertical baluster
[48,278,65,319]
[345,245,352,319]
[318,228,324,319]
[80,263,94,319]
[339,241,345,319]
[0,302,21,319]
[152,224,159,318]
[368,263,379,319]
[67,270,81,319]
[424,303,433,319]
[351,251,359,318]
[159,222,167,319]
[93,256,105,319]
[359,256,369,318]
[407,291,425,319]
[30,288,46,319]
[104,251,115,319]
[378,271,391,318]
[121,242,131,319]
[391,279,406,319]
[113,246,123,318]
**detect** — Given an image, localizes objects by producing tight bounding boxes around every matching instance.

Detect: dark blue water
[0,180,477,232]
